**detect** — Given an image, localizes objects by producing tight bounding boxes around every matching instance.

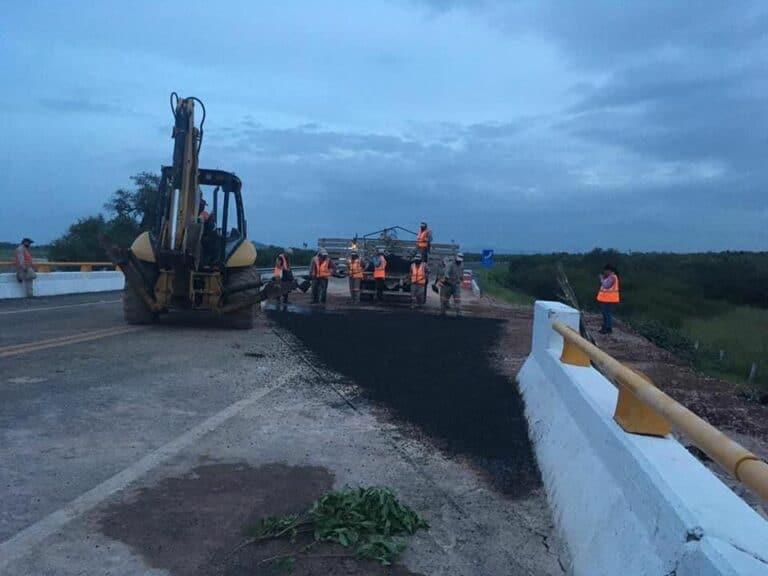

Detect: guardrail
[0,261,117,272]
[554,320,768,502]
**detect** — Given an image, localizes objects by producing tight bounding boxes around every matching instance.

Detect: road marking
[0,299,121,316]
[0,326,140,358]
[0,368,298,570]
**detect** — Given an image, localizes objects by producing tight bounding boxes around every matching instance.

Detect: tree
[49,216,108,261]
[104,172,161,231]
[49,172,162,261]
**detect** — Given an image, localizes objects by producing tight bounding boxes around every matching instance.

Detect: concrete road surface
[0,286,567,575]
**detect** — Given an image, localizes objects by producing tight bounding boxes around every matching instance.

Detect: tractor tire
[123,279,156,324]
[223,266,260,330]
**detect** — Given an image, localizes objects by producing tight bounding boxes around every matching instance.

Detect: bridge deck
[0,285,566,575]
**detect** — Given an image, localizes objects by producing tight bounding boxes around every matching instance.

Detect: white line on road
[0,368,299,571]
[0,299,121,315]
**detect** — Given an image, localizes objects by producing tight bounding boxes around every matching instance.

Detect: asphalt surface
[0,286,568,575]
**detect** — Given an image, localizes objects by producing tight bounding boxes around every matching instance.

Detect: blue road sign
[481,249,494,268]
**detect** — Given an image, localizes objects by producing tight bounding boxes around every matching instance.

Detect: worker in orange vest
[273,249,294,308]
[14,237,36,298]
[346,249,364,303]
[310,248,334,304]
[596,264,620,334]
[373,247,387,302]
[416,221,432,261]
[409,253,428,309]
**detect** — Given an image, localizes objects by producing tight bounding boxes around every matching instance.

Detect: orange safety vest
[316,258,331,279]
[273,254,290,278]
[416,229,430,249]
[596,273,620,303]
[347,258,363,279]
[410,262,426,285]
[374,255,387,279]
[15,246,33,268]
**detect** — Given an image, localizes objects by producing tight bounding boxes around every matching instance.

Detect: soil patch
[270,309,541,497]
[100,462,423,575]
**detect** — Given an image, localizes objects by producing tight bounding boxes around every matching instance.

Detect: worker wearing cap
[273,249,294,308]
[410,253,428,309]
[310,248,334,304]
[439,252,464,316]
[347,249,364,303]
[373,247,387,302]
[14,238,37,298]
[416,221,433,261]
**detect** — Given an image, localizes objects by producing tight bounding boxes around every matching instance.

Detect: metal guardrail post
[553,320,768,502]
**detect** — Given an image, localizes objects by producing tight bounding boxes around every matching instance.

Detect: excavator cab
[102,94,267,328]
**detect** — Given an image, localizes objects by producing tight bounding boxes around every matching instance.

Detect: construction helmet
[456,252,464,262]
[320,248,329,256]
[377,247,385,254]
[413,253,422,261]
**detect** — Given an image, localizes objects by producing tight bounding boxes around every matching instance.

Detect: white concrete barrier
[0,271,124,299]
[518,301,768,576]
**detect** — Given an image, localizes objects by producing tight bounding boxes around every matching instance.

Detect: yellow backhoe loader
[102,93,269,328]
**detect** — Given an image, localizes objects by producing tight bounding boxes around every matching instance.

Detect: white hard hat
[456,252,464,261]
[320,248,329,256]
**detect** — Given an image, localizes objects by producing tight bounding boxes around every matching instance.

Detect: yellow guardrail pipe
[0,261,117,272]
[552,321,768,503]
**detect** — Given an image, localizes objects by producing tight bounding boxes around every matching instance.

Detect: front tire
[223,266,260,329]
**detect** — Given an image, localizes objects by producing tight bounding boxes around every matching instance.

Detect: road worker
[310,248,334,304]
[439,251,463,316]
[409,253,428,309]
[273,249,294,308]
[14,238,36,298]
[198,198,210,221]
[373,247,387,302]
[596,264,620,334]
[416,221,432,261]
[347,249,364,303]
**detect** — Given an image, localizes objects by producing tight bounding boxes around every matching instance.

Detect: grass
[683,306,768,390]
[471,266,534,306]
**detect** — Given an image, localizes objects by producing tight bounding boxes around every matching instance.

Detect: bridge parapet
[518,301,768,575]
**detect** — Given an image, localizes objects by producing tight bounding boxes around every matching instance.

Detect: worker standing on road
[439,252,463,316]
[14,238,36,298]
[310,248,334,305]
[373,247,387,302]
[596,264,620,334]
[416,221,432,262]
[347,249,364,303]
[273,249,294,309]
[410,253,428,309]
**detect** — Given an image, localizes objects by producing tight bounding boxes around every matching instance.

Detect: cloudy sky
[1,1,766,252]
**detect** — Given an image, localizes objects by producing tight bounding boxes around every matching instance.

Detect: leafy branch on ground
[239,486,429,566]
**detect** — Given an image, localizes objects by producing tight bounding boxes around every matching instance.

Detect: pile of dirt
[270,309,542,497]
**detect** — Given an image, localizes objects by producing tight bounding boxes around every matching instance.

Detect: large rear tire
[223,266,260,329]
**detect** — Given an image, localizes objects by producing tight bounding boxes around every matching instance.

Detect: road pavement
[0,284,567,575]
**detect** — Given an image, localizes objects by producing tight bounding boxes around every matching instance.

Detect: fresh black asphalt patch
[270,309,541,497]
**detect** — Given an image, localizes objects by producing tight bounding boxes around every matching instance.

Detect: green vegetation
[34,172,314,266]
[244,486,428,567]
[48,172,161,261]
[486,249,768,391]
[472,266,533,306]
